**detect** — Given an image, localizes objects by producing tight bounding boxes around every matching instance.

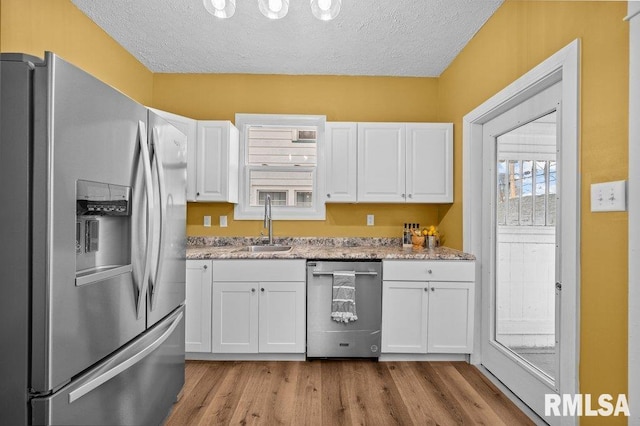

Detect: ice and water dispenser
[75,180,132,286]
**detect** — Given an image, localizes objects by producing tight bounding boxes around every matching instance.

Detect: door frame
[463,39,580,422]
[626,2,640,424]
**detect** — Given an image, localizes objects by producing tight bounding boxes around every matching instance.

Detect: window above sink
[234,114,327,220]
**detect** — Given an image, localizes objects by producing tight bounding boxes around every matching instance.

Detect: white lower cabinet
[211,260,306,354]
[185,260,213,352]
[381,260,475,354]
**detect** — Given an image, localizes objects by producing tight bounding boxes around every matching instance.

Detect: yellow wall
[0,0,153,105]
[1,1,630,415]
[437,1,628,423]
[153,73,443,238]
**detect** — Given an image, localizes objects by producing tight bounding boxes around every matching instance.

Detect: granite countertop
[186,237,475,261]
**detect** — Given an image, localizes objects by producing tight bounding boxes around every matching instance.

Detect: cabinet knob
[203,264,208,270]
[431,287,435,292]
[196,192,200,196]
[327,193,331,198]
[427,269,433,274]
[424,287,428,292]
[401,193,406,198]
[261,288,265,292]
[251,288,256,293]
[408,194,413,199]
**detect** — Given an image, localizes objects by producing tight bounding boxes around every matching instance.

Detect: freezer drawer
[32,306,185,426]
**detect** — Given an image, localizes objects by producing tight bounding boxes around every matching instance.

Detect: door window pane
[495,112,557,380]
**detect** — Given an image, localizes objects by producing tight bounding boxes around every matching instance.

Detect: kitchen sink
[234,245,293,253]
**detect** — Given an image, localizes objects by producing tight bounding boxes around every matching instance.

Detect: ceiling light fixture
[310,0,341,21]
[258,0,289,20]
[203,0,236,19]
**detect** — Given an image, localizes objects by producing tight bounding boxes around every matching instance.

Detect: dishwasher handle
[311,270,378,276]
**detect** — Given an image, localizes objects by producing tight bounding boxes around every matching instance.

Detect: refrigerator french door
[0,52,186,425]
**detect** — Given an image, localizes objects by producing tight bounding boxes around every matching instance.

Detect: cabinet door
[357,123,406,202]
[195,121,239,202]
[258,282,306,353]
[325,122,357,202]
[381,281,428,353]
[212,282,259,353]
[185,260,212,352]
[149,108,198,201]
[405,123,453,203]
[427,282,474,353]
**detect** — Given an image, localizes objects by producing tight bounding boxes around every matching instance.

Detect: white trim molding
[628,2,640,425]
[463,39,580,425]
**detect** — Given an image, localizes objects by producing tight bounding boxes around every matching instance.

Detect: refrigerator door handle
[150,128,168,310]
[67,310,184,404]
[136,120,155,319]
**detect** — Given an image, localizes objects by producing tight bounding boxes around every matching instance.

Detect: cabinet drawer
[383,260,475,282]
[212,259,306,282]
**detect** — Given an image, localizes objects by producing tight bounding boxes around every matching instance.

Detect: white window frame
[234,114,326,220]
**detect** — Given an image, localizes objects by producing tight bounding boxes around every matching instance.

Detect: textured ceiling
[71,0,503,77]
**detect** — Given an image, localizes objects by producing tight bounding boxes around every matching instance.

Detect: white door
[405,123,453,203]
[185,260,212,353]
[258,282,306,353]
[427,282,474,353]
[212,282,259,353]
[481,82,564,423]
[325,122,357,202]
[357,123,406,202]
[381,281,428,353]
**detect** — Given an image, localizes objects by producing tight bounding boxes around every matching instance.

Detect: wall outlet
[220,215,228,227]
[367,214,375,226]
[203,215,211,227]
[590,180,627,212]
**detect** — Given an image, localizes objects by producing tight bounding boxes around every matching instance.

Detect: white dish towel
[331,271,358,323]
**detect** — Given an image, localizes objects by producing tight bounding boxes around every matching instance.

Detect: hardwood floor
[165,360,534,425]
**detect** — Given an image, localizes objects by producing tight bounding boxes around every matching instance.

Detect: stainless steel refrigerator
[0,52,187,425]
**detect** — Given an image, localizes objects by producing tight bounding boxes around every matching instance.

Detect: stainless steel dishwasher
[306,261,382,358]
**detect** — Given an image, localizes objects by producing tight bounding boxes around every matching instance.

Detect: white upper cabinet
[196,121,239,203]
[357,123,406,202]
[405,123,453,203]
[149,109,240,203]
[325,122,358,202]
[148,108,198,201]
[356,122,453,203]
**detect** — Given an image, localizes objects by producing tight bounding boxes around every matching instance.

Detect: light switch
[367,214,374,226]
[590,180,626,212]
[203,215,212,227]
[220,216,228,227]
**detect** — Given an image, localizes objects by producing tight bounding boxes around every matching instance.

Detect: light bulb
[259,0,288,19]
[269,0,282,12]
[318,0,331,11]
[310,0,341,21]
[204,0,235,18]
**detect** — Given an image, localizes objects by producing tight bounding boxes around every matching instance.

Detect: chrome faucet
[263,194,273,245]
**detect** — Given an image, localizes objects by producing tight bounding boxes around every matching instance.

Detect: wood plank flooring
[165,360,534,426]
